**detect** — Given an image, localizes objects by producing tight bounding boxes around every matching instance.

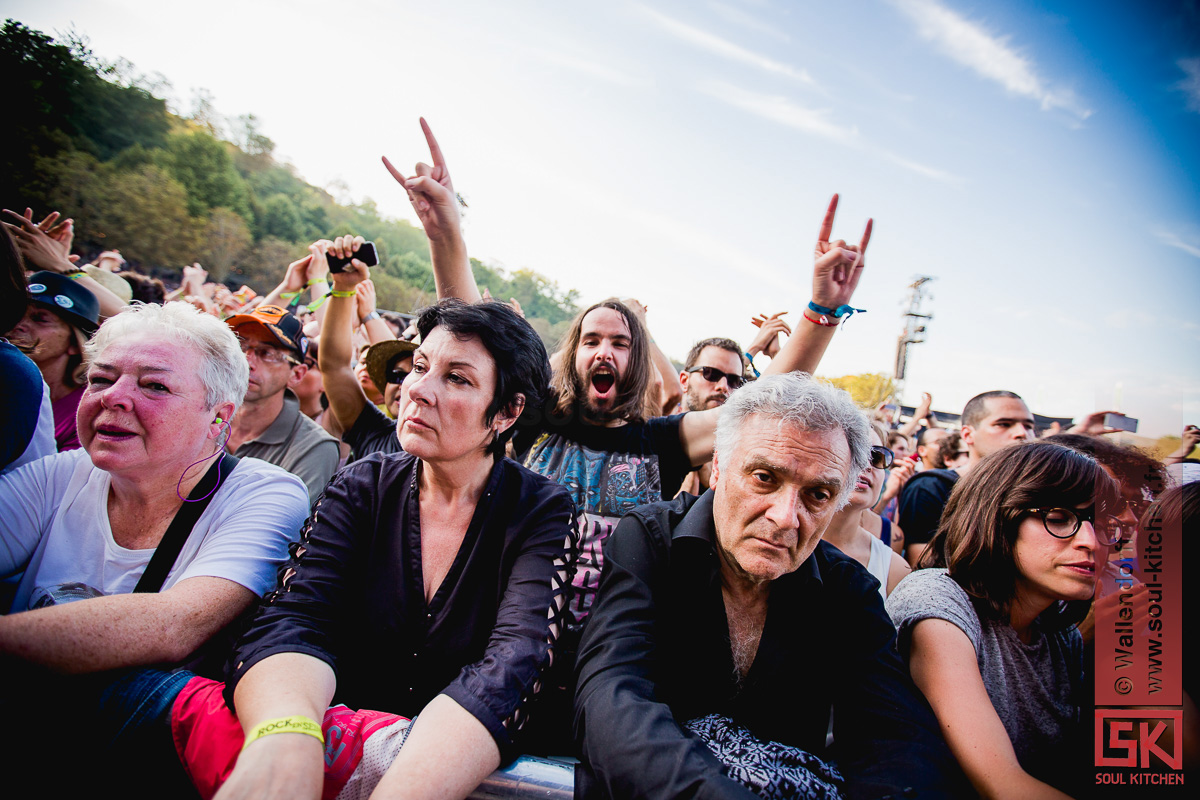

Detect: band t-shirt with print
[513,411,691,625]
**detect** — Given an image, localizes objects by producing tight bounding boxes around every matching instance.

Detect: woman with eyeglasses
[820,422,911,597]
[886,441,1124,799]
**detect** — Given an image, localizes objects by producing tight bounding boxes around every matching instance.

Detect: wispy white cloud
[1174,58,1200,113]
[1153,225,1200,259]
[633,3,814,86]
[889,0,1092,120]
[700,81,959,182]
[707,1,790,43]
[700,81,853,139]
[527,48,638,86]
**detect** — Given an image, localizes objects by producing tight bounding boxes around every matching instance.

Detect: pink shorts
[172,677,411,800]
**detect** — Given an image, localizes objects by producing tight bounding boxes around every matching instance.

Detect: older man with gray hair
[574,373,961,800]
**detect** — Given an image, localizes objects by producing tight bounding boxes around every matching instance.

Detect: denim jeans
[96,667,196,745]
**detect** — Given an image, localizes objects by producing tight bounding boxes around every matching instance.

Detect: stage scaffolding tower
[893,276,934,405]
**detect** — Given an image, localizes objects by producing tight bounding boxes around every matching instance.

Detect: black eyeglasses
[686,365,744,390]
[1023,507,1126,547]
[869,445,894,470]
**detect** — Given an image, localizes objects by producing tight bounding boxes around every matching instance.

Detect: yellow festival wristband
[242,715,324,750]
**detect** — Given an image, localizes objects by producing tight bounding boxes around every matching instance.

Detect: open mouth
[591,369,616,396]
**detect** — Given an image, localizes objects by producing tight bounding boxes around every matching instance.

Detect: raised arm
[678,195,871,466]
[763,193,870,377]
[382,119,480,304]
[3,208,128,319]
[261,252,315,310]
[624,298,682,415]
[899,392,939,437]
[318,237,373,433]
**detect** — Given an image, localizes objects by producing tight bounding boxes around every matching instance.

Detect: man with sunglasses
[675,338,749,495]
[226,305,339,507]
[679,338,747,412]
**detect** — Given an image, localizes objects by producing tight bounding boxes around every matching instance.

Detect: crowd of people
[1,118,1196,799]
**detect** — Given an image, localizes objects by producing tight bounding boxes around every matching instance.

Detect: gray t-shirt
[886,568,1083,781]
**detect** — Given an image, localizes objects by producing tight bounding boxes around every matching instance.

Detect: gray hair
[714,372,871,507]
[84,301,249,412]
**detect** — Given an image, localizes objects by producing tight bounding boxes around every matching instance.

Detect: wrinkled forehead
[729,416,852,481]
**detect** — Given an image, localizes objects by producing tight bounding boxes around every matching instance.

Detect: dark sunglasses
[686,365,744,390]
[385,362,410,385]
[870,445,894,470]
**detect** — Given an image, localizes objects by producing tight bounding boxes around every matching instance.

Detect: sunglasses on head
[870,445,894,470]
[686,365,744,390]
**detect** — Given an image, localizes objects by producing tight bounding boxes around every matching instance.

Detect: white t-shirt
[0,449,308,612]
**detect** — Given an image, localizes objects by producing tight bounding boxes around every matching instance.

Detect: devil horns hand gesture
[812,194,871,312]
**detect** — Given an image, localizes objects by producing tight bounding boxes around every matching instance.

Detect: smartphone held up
[326,241,379,273]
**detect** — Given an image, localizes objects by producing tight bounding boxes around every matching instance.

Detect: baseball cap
[225,304,308,358]
[26,271,101,334]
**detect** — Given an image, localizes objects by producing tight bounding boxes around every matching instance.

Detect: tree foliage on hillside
[2,19,579,346]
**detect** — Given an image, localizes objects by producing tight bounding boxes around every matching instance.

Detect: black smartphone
[326,241,378,273]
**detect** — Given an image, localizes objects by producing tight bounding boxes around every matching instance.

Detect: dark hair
[416,298,550,456]
[684,337,742,370]
[1043,433,1168,504]
[116,271,166,304]
[549,298,651,424]
[916,426,942,447]
[961,390,1024,429]
[0,225,28,333]
[929,431,962,469]
[918,441,1119,626]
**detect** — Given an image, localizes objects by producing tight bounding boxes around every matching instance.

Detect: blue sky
[9,0,1200,436]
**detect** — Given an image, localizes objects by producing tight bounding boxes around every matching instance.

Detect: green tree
[1,20,171,206]
[230,236,298,293]
[36,149,199,265]
[157,130,252,220]
[197,208,253,281]
[260,194,305,242]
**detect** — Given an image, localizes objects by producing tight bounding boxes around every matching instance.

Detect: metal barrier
[468,755,576,800]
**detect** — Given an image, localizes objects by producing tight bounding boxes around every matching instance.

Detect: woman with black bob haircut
[166,297,578,800]
[887,441,1123,799]
[414,298,549,456]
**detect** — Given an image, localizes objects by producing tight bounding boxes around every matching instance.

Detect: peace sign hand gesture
[812,194,872,311]
[382,118,461,243]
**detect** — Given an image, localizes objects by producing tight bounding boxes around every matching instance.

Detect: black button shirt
[226,451,578,755]
[574,491,963,799]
